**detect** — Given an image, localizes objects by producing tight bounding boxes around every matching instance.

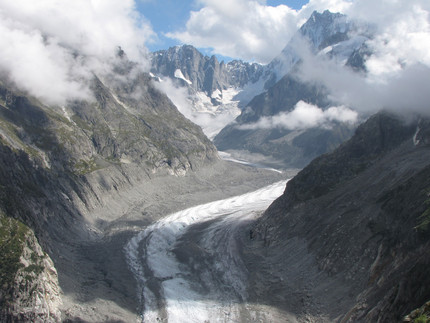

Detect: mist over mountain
[0,49,222,321]
[213,10,367,168]
[0,1,429,322]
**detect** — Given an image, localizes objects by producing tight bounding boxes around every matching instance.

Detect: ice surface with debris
[125,180,288,322]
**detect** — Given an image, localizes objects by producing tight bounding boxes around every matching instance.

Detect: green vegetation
[0,213,47,308]
[73,157,103,175]
[415,314,430,323]
[416,191,430,232]
[406,301,430,323]
[23,264,44,276]
[0,214,29,295]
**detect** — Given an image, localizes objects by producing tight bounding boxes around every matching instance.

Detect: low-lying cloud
[0,0,154,105]
[154,78,240,139]
[167,0,430,118]
[294,26,430,117]
[239,100,358,130]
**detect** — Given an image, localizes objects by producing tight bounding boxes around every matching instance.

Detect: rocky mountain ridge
[0,54,221,321]
[151,45,263,97]
[244,112,430,321]
[0,213,61,322]
[214,10,369,168]
[149,45,265,138]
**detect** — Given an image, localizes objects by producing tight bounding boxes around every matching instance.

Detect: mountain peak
[300,10,349,50]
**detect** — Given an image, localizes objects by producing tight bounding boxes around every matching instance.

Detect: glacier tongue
[125,180,288,322]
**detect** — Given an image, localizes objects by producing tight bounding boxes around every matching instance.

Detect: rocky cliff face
[150,45,265,139]
[0,55,219,321]
[214,73,355,168]
[151,45,263,96]
[245,113,430,322]
[0,213,61,322]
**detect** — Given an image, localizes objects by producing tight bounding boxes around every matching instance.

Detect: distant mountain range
[0,8,429,323]
[150,10,373,168]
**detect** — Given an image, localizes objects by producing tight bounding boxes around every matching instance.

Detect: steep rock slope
[151,45,262,97]
[150,45,264,138]
[0,57,219,321]
[214,10,371,168]
[244,113,430,322]
[0,213,61,322]
[214,72,355,168]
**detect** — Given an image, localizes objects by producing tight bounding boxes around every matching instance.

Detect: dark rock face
[0,59,219,320]
[283,112,418,202]
[150,45,263,96]
[214,73,355,168]
[247,112,430,322]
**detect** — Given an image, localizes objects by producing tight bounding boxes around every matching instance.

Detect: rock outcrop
[0,215,61,322]
[151,45,263,96]
[245,112,430,322]
[0,53,219,321]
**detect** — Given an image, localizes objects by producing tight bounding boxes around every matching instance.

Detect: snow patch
[218,151,283,173]
[61,106,73,123]
[413,126,421,146]
[211,89,222,100]
[174,69,192,85]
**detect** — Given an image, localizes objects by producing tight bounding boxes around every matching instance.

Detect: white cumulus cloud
[167,0,430,72]
[239,100,358,130]
[166,0,301,63]
[346,0,430,81]
[291,0,430,117]
[0,0,154,105]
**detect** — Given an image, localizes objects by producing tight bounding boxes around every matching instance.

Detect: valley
[58,159,290,322]
[0,2,429,323]
[125,179,289,323]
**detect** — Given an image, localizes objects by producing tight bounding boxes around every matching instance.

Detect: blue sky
[138,0,310,61]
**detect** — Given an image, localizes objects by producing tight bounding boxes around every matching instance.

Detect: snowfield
[125,180,288,322]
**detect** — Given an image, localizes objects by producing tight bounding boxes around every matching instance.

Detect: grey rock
[150,44,263,96]
[244,112,430,322]
[214,10,373,168]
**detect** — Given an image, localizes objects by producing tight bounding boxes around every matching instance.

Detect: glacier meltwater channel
[125,180,288,322]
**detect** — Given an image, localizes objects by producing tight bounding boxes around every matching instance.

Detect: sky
[0,0,429,119]
[138,0,310,60]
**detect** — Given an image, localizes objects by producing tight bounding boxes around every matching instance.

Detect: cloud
[0,0,155,105]
[165,0,357,64]
[296,53,430,119]
[154,78,240,139]
[345,0,430,81]
[291,0,430,117]
[166,0,301,63]
[239,100,358,130]
[167,0,430,72]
